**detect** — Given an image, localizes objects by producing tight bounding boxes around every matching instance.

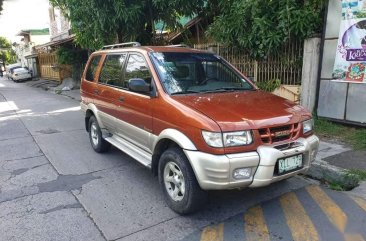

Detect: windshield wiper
[171,90,200,95]
[202,87,254,93]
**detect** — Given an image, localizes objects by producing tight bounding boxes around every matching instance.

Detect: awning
[35,35,75,49]
[25,54,38,59]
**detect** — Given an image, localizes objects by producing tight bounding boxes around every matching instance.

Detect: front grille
[259,123,300,144]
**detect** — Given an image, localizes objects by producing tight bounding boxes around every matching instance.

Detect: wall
[31,35,51,46]
[317,0,366,124]
[49,6,71,41]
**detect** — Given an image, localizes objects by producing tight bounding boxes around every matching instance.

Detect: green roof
[22,28,50,35]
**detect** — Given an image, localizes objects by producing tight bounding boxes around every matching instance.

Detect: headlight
[202,130,253,147]
[223,131,252,146]
[202,131,223,147]
[302,119,313,134]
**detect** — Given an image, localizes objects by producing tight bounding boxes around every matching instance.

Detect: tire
[88,115,111,153]
[158,147,208,214]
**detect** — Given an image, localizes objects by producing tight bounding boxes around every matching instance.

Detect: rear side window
[85,55,101,81]
[124,54,152,88]
[99,54,127,87]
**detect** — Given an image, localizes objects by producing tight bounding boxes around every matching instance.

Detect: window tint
[202,61,242,84]
[99,54,127,87]
[150,52,253,94]
[85,55,101,81]
[124,54,152,88]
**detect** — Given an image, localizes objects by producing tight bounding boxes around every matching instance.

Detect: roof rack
[102,42,141,50]
[167,44,189,48]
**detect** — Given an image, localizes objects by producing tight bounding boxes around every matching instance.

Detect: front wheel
[158,148,208,214]
[88,116,111,153]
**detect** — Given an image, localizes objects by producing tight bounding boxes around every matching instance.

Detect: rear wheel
[88,116,111,153]
[158,147,208,214]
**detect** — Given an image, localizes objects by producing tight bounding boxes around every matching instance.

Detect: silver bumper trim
[184,135,319,190]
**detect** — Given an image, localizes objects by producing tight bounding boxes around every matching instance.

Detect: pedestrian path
[183,185,366,241]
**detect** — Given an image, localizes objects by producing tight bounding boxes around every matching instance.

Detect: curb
[308,159,346,181]
[308,158,364,192]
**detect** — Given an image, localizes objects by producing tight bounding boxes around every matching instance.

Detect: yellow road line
[244,205,270,241]
[200,223,224,241]
[350,195,366,212]
[344,233,365,241]
[280,192,319,241]
[306,185,348,233]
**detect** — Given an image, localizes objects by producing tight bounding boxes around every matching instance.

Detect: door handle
[93,89,99,95]
[119,96,125,102]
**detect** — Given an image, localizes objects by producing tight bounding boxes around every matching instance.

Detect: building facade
[14,29,50,77]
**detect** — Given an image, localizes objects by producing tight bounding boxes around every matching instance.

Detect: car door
[81,54,102,105]
[93,54,127,133]
[113,52,154,152]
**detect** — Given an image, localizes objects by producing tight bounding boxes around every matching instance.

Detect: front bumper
[184,135,319,190]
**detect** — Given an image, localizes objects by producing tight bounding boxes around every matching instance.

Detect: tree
[50,0,205,49]
[0,36,16,65]
[207,0,325,58]
[0,0,4,14]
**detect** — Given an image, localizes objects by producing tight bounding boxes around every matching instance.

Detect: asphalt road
[0,77,365,241]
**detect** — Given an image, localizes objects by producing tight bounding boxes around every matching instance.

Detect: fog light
[233,168,252,180]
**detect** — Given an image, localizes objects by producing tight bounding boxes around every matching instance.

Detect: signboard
[333,0,366,83]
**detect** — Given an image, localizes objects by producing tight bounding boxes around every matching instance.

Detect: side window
[99,54,127,87]
[124,54,152,89]
[85,55,101,81]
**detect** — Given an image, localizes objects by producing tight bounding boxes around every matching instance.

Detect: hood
[172,90,308,131]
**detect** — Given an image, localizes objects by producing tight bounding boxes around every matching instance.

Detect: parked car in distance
[11,67,32,82]
[80,42,319,214]
[5,64,22,79]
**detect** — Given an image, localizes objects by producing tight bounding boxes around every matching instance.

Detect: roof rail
[167,44,189,48]
[102,42,141,50]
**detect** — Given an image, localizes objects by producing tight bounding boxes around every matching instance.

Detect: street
[0,77,365,241]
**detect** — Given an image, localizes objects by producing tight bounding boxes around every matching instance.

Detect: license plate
[278,154,303,174]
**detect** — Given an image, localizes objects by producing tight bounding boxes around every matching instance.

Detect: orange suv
[80,42,319,214]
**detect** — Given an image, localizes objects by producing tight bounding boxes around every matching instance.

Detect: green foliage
[327,172,362,191]
[55,46,88,82]
[207,0,325,58]
[314,117,366,150]
[55,46,87,65]
[347,169,366,181]
[355,12,366,18]
[0,36,11,49]
[50,0,205,49]
[255,79,281,92]
[0,0,3,14]
[0,36,16,64]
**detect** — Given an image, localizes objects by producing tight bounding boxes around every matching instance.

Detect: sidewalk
[25,78,81,101]
[26,79,365,195]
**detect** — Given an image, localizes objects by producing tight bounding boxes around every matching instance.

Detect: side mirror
[128,78,151,93]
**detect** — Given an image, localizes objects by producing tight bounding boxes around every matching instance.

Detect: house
[13,28,50,77]
[154,16,211,45]
[34,4,77,82]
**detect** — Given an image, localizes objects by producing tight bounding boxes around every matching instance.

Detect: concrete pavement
[0,77,365,241]
[183,185,366,241]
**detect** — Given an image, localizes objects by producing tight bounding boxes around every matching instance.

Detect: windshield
[150,52,254,95]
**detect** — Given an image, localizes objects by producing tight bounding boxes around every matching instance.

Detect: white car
[11,67,32,82]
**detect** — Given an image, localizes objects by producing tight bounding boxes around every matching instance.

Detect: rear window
[85,55,101,81]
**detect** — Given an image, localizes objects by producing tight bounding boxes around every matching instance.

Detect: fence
[194,41,304,85]
[38,53,72,82]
